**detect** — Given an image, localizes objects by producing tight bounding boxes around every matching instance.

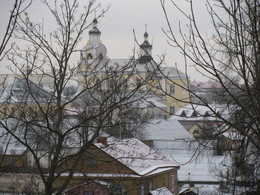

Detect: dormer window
[216,111,221,117]
[87,53,93,60]
[204,111,210,117]
[191,111,197,117]
[180,111,186,117]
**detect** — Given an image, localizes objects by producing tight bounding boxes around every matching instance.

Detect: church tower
[78,17,107,76]
[139,26,153,64]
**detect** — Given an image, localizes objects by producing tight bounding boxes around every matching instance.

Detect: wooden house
[58,138,180,195]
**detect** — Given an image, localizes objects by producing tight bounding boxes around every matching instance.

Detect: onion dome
[89,18,101,35]
[140,31,152,49]
[139,28,153,64]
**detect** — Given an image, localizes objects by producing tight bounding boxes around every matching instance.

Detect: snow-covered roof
[94,138,179,176]
[83,58,187,78]
[161,67,186,79]
[139,118,231,184]
[0,118,56,155]
[142,118,194,141]
[0,78,54,104]
[172,104,227,121]
[139,98,167,109]
[107,59,130,67]
[172,152,229,182]
[107,58,158,73]
[192,81,224,89]
[150,187,173,195]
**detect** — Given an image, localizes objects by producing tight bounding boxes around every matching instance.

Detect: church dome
[140,31,152,49]
[139,29,153,64]
[89,18,101,35]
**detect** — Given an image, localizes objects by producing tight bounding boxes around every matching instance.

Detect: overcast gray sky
[0,0,214,81]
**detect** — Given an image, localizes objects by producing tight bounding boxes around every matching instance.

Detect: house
[138,118,231,194]
[0,119,180,195]
[172,104,233,154]
[0,122,45,193]
[172,104,225,130]
[0,78,55,119]
[190,80,240,104]
[58,137,180,195]
[0,74,54,90]
[0,167,44,194]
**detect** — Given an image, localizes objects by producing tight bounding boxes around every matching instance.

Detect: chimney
[97,137,107,146]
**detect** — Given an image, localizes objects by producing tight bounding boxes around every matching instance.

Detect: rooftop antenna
[145,23,147,32]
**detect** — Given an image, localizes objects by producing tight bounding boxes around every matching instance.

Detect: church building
[77,18,190,115]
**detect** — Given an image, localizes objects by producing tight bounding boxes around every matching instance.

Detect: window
[122,79,127,89]
[170,175,175,192]
[191,111,197,117]
[28,107,34,117]
[95,79,101,89]
[155,179,159,189]
[80,51,84,59]
[155,85,160,89]
[136,78,141,88]
[149,181,153,191]
[180,111,186,117]
[3,156,16,165]
[87,53,93,60]
[170,106,175,115]
[108,79,114,89]
[99,53,103,60]
[15,81,21,88]
[84,192,94,195]
[204,111,210,117]
[170,85,175,94]
[112,185,125,195]
[19,106,25,117]
[88,155,96,166]
[121,186,125,195]
[140,184,144,195]
[2,107,7,118]
[11,107,15,117]
[163,176,166,186]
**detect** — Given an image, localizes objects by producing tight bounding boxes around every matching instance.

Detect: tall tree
[0,0,31,61]
[160,0,260,194]
[0,0,158,194]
